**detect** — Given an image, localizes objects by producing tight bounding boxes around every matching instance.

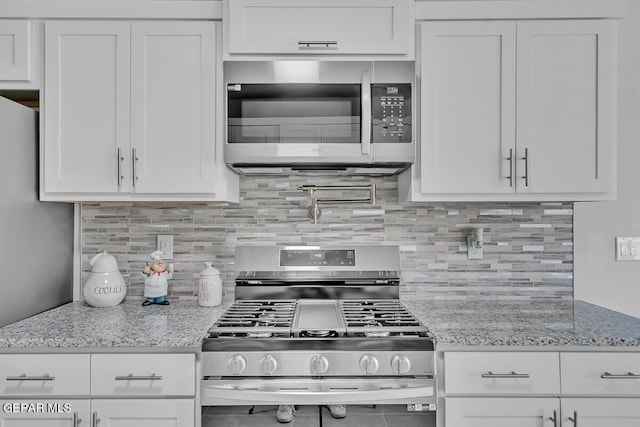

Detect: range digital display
[280,249,355,267]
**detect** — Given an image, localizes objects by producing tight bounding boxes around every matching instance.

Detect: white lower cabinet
[90,399,194,427]
[560,398,640,427]
[0,399,90,426]
[444,351,640,427]
[445,397,559,427]
[0,353,196,426]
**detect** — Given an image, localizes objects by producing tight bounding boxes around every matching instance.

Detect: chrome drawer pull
[601,372,640,379]
[481,371,530,379]
[114,373,163,381]
[6,374,55,381]
[298,40,338,49]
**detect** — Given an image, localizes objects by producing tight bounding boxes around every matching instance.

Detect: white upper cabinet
[0,20,31,81]
[224,0,415,59]
[419,21,517,195]
[130,22,216,195]
[516,20,616,195]
[401,19,617,202]
[44,21,131,195]
[43,20,238,202]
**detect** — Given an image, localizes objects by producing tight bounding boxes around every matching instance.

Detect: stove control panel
[280,249,355,267]
[204,351,434,378]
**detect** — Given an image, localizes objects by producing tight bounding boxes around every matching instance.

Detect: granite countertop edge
[1,299,640,351]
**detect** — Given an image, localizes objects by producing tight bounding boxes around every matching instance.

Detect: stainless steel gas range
[201,246,436,425]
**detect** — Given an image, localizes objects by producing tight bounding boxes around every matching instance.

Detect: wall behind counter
[81,175,573,302]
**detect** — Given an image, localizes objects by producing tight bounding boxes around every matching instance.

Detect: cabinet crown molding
[416,0,626,20]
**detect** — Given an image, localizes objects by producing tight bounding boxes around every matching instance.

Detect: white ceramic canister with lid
[198,262,222,307]
[83,251,127,307]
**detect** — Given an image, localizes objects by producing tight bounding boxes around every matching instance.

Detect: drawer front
[0,354,90,396]
[91,353,195,397]
[445,352,560,395]
[561,353,640,395]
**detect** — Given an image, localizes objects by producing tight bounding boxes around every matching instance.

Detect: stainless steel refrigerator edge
[0,96,74,327]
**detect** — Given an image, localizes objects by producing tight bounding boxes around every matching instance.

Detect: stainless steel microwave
[223,61,415,175]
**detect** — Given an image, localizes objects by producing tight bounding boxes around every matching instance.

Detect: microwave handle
[361,71,371,155]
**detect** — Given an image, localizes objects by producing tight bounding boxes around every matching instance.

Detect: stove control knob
[228,354,247,375]
[359,354,380,375]
[310,355,329,375]
[259,354,278,375]
[391,355,411,375]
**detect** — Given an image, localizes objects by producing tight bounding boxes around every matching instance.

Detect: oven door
[201,377,436,426]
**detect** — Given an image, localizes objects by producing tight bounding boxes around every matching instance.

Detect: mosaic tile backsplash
[81,175,573,302]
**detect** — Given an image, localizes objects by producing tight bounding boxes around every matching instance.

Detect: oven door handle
[201,384,434,405]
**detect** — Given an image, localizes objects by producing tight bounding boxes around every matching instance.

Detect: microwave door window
[227,84,361,144]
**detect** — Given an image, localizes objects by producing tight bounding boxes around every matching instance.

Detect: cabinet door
[0,400,90,426]
[91,353,195,397]
[225,0,412,56]
[130,21,217,194]
[0,20,31,81]
[0,354,90,397]
[561,398,640,427]
[419,21,516,194]
[90,399,194,427]
[516,20,616,195]
[561,353,640,396]
[445,352,560,395]
[44,21,131,194]
[446,397,559,427]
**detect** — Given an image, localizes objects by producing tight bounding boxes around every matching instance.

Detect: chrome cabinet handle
[131,148,139,188]
[601,372,640,379]
[521,147,529,187]
[360,71,371,155]
[117,148,124,188]
[6,374,55,381]
[548,409,558,427]
[506,148,514,187]
[481,371,530,379]
[73,411,79,427]
[114,373,163,381]
[92,411,98,427]
[568,410,578,426]
[297,40,338,49]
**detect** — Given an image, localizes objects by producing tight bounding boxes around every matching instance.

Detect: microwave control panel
[371,83,412,143]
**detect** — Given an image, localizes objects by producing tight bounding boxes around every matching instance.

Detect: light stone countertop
[404,299,640,349]
[1,299,639,352]
[0,300,231,351]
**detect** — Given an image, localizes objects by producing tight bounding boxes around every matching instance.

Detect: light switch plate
[615,237,640,261]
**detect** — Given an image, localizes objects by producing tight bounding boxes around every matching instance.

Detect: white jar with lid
[198,262,222,307]
[83,251,127,307]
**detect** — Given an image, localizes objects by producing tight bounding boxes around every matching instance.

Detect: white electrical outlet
[157,235,174,260]
[616,237,640,261]
[467,235,483,260]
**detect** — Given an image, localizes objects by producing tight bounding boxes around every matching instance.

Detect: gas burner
[208,300,297,337]
[299,330,339,338]
[364,329,391,338]
[246,331,274,338]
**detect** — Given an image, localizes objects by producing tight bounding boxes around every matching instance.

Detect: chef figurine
[142,250,173,306]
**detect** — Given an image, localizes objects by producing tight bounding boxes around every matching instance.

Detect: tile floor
[202,404,434,427]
